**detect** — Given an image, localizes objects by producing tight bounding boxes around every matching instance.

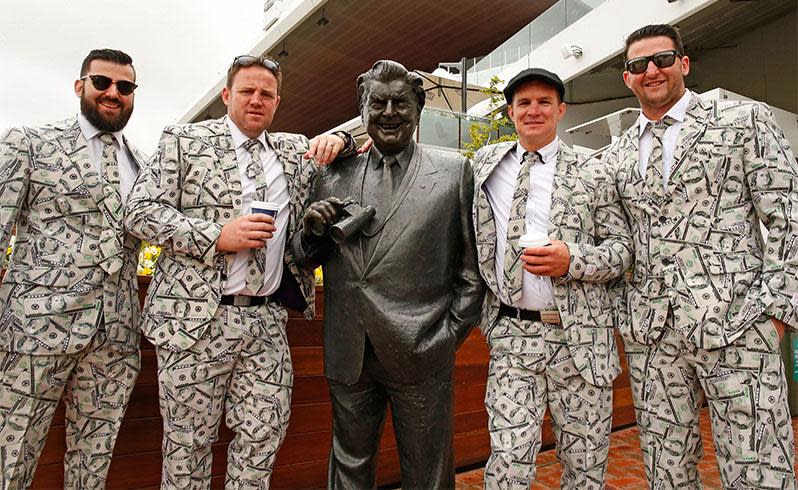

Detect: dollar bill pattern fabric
[624,316,794,489]
[0,118,144,489]
[484,316,613,489]
[157,301,291,489]
[472,141,632,489]
[0,333,139,489]
[605,95,798,488]
[124,116,317,489]
[502,151,540,304]
[243,139,268,293]
[125,116,318,352]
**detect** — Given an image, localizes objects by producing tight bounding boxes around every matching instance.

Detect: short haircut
[226,57,283,94]
[80,49,135,80]
[356,60,426,114]
[624,24,685,60]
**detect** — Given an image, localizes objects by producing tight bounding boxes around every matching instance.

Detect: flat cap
[503,68,565,104]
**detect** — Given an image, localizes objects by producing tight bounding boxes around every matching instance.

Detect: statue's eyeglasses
[625,50,681,75]
[80,75,138,95]
[232,55,280,74]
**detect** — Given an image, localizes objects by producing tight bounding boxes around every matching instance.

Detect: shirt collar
[636,89,693,137]
[515,137,559,165]
[226,117,268,151]
[369,140,416,170]
[77,113,124,147]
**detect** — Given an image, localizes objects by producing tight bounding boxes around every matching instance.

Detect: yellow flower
[314,267,323,285]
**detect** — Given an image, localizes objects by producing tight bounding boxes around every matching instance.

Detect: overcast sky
[0,0,266,154]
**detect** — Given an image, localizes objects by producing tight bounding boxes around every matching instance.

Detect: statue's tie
[502,151,541,304]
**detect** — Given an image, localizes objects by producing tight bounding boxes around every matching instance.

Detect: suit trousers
[624,315,796,489]
[156,301,292,490]
[327,339,455,489]
[484,316,613,490]
[0,331,140,490]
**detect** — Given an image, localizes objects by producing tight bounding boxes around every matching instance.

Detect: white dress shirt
[484,138,559,310]
[223,119,290,296]
[636,89,692,189]
[77,113,137,201]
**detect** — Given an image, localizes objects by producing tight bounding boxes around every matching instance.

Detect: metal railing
[467,0,607,87]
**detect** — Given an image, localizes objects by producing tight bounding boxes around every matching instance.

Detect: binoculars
[310,198,376,243]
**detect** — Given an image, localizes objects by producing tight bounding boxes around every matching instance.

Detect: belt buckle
[540,310,560,324]
[233,296,251,307]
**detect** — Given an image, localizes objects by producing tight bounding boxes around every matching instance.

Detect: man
[472,68,632,489]
[295,60,484,489]
[605,23,798,488]
[124,55,353,488]
[0,49,145,489]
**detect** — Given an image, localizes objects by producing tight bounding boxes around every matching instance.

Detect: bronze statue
[294,60,484,488]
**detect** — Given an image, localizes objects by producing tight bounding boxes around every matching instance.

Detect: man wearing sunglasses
[605,23,798,488]
[124,54,355,489]
[0,49,145,488]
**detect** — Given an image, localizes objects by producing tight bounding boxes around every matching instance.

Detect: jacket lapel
[363,146,429,272]
[473,142,515,299]
[548,146,578,242]
[668,95,712,188]
[57,119,107,216]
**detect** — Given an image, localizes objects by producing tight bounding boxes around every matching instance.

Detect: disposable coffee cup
[251,200,279,219]
[518,234,550,249]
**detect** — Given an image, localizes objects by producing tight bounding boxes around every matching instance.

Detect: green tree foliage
[463,75,517,159]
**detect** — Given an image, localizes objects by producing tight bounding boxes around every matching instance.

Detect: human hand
[216,214,275,252]
[358,138,373,154]
[520,240,570,277]
[305,134,346,165]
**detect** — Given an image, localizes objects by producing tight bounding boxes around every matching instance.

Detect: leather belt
[220,295,267,307]
[498,304,561,325]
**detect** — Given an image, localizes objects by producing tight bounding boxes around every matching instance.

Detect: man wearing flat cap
[472,68,632,489]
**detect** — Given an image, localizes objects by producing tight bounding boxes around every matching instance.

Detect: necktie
[502,151,541,304]
[380,154,399,206]
[97,133,124,275]
[244,139,268,199]
[244,139,269,294]
[643,117,675,202]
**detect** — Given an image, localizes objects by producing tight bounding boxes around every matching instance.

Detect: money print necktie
[97,132,125,275]
[502,151,541,304]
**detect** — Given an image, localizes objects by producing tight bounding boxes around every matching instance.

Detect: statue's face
[363,79,419,154]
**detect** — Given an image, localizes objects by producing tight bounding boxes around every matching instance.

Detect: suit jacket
[124,116,317,352]
[294,144,485,384]
[605,95,798,348]
[0,117,144,355]
[472,141,632,387]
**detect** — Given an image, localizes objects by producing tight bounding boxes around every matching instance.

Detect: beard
[80,92,134,132]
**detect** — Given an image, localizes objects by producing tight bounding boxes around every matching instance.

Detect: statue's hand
[303,197,344,238]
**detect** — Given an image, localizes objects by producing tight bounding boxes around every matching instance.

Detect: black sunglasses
[233,55,280,74]
[80,74,138,95]
[625,50,681,75]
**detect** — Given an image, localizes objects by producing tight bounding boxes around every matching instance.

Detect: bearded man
[0,48,146,489]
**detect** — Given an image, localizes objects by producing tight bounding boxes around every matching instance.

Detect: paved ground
[455,408,798,489]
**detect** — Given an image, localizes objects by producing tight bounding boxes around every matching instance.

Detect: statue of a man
[295,60,484,488]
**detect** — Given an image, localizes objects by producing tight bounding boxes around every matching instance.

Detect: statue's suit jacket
[124,116,317,352]
[473,141,632,387]
[0,118,144,355]
[605,95,798,349]
[295,145,484,385]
